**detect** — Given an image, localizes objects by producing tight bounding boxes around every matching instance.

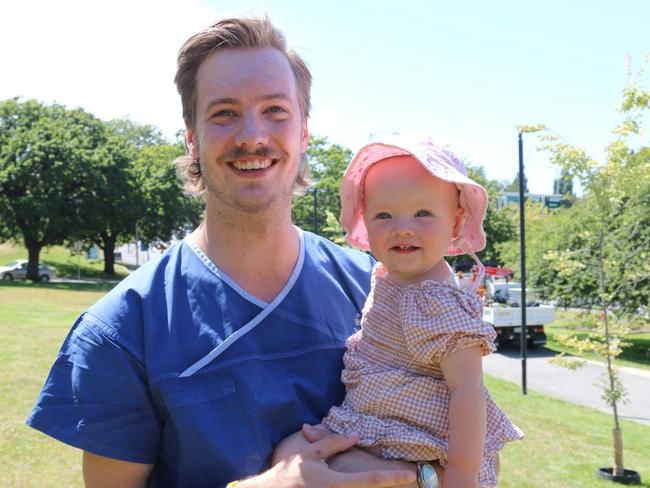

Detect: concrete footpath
[483,348,650,426]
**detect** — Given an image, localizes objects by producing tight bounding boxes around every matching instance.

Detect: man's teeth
[232,159,272,170]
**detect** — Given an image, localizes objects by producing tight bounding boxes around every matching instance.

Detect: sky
[2,0,649,194]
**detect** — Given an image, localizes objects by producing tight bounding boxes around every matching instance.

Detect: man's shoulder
[303,231,373,267]
[86,240,195,321]
[301,232,375,295]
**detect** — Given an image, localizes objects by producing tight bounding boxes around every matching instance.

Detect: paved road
[484,347,650,426]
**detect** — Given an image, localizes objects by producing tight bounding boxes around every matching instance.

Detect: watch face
[421,463,439,488]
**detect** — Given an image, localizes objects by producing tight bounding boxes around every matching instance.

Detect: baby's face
[362,155,463,285]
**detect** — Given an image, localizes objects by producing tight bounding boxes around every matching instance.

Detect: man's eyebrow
[205,93,291,109]
[205,97,238,108]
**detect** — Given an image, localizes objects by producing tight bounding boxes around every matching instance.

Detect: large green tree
[133,143,204,245]
[78,120,203,274]
[0,98,106,280]
[75,124,141,274]
[292,135,352,240]
[468,165,516,267]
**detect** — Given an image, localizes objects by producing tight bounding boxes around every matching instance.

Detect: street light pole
[369,130,399,142]
[312,188,318,234]
[518,132,528,395]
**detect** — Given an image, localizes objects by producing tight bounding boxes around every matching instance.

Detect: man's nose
[234,112,269,149]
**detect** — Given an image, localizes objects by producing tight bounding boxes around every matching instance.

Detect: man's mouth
[230,159,279,171]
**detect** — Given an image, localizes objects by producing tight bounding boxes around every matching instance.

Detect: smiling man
[27,16,417,488]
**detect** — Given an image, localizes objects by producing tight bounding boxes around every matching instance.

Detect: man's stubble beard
[202,155,302,229]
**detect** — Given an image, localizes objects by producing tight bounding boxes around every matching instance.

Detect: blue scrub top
[27,230,374,487]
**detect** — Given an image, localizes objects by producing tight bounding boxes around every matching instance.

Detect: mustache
[219,146,285,162]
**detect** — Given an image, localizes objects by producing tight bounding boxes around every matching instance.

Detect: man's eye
[267,106,287,114]
[213,109,236,117]
[376,212,391,219]
[415,210,432,217]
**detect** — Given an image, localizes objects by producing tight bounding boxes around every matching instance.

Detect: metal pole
[518,132,528,395]
[369,130,400,142]
[312,188,318,234]
[135,222,139,267]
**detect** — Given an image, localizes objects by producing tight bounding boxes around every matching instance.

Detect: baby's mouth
[391,245,419,252]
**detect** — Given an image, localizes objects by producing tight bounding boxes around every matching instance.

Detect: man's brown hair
[174,16,312,196]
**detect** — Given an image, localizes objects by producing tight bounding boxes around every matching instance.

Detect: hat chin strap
[453,237,485,292]
[468,253,485,292]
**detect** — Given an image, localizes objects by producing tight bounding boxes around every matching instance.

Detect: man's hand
[301,424,419,488]
[244,429,416,488]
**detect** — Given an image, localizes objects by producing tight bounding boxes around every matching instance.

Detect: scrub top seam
[152,343,345,382]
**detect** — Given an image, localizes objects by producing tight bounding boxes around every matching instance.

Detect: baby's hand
[441,464,478,488]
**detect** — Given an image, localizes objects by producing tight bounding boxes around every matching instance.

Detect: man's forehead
[195,47,298,99]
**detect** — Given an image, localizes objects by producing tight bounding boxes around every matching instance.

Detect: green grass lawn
[485,376,649,487]
[0,284,107,487]
[1,285,648,487]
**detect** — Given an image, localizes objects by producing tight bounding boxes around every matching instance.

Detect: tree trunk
[102,233,117,275]
[599,228,624,476]
[24,238,43,281]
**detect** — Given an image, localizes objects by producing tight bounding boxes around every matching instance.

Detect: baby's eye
[415,209,432,217]
[375,212,391,219]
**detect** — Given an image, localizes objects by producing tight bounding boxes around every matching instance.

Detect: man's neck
[190,208,300,303]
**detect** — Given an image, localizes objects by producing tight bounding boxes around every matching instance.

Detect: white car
[0,259,56,282]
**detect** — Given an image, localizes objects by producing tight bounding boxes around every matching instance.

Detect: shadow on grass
[0,280,119,293]
[43,260,129,280]
[494,344,558,358]
[619,336,650,365]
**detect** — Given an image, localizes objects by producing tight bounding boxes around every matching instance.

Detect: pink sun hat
[339,134,489,256]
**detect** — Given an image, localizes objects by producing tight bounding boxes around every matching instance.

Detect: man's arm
[83,452,153,488]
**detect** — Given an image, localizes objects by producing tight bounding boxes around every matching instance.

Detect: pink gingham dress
[322,265,523,487]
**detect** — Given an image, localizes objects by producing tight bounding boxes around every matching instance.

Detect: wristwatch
[416,461,440,488]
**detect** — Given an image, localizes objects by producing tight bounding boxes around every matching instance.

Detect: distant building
[496,192,563,210]
[117,239,180,266]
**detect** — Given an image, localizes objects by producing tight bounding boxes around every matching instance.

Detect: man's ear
[452,207,466,239]
[186,125,199,159]
[300,119,309,153]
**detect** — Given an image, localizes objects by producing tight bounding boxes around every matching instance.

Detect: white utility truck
[483,303,554,348]
[477,266,555,348]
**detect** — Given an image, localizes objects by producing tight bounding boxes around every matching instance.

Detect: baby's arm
[439,345,486,488]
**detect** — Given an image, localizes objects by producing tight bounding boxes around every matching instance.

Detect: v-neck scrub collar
[180,228,306,377]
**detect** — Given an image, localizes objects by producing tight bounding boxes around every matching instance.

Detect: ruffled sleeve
[399,284,496,366]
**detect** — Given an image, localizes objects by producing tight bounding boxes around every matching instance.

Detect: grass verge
[485,375,649,487]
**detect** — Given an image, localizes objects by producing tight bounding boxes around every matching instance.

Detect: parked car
[0,259,56,282]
